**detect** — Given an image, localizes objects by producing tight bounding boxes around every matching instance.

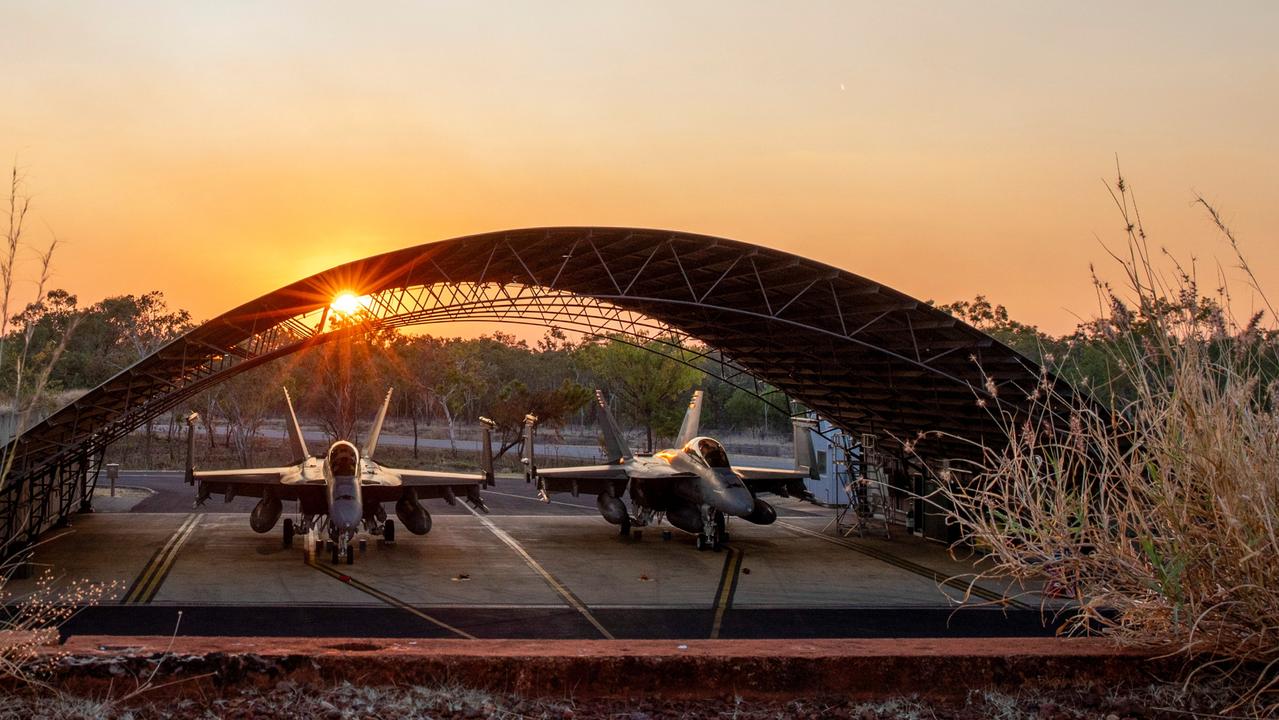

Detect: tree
[293,315,398,443]
[486,378,592,460]
[218,366,282,466]
[576,335,701,452]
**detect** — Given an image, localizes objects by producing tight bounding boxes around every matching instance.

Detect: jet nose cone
[724,487,755,517]
[330,498,362,532]
[704,470,756,517]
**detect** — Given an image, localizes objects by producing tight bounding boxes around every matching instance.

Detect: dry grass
[0,565,115,688]
[937,172,1279,714]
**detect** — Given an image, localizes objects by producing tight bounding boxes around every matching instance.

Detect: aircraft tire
[346,548,354,565]
[383,520,395,543]
[330,545,339,564]
[619,515,631,538]
[282,519,294,549]
[696,535,708,551]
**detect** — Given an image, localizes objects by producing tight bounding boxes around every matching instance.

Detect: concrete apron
[34,636,1179,701]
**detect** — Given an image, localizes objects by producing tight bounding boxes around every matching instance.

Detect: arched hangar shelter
[2,227,1069,550]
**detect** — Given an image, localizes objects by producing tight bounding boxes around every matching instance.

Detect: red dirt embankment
[36,636,1180,700]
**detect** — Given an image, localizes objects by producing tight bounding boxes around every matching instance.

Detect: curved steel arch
[1,227,1065,549]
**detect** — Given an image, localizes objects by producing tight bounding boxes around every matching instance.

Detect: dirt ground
[0,679,1246,720]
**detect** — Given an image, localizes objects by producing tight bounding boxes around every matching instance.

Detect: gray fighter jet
[523,389,818,550]
[185,388,492,564]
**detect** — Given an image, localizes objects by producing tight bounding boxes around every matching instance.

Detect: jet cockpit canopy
[327,441,359,477]
[684,437,731,469]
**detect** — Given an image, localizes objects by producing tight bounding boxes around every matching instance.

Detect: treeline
[5,289,794,465]
[190,327,796,466]
[936,293,1279,406]
[15,284,1270,468]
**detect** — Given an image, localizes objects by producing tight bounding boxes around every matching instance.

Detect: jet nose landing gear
[329,529,355,565]
[696,508,728,551]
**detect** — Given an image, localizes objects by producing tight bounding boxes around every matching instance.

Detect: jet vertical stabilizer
[593,390,634,462]
[792,418,820,480]
[283,388,311,462]
[363,388,393,458]
[674,389,704,447]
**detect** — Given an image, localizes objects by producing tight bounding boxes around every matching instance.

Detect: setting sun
[330,291,367,316]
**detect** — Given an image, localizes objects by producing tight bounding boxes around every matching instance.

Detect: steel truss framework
[0,227,1071,552]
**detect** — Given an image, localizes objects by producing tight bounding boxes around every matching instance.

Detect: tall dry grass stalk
[940,170,1279,714]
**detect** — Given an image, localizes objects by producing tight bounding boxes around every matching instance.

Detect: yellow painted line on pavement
[462,503,615,639]
[305,546,476,639]
[709,545,743,639]
[123,514,200,604]
[777,520,1033,610]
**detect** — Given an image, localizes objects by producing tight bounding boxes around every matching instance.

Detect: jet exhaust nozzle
[665,503,704,535]
[596,493,628,525]
[250,494,283,533]
[744,497,777,525]
[395,494,433,535]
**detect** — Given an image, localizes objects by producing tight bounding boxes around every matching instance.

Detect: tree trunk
[411,403,419,458]
[204,396,217,449]
[440,401,456,453]
[166,415,176,463]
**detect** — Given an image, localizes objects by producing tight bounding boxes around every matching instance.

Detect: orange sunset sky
[3,2,1276,335]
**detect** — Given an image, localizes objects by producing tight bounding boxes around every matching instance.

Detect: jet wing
[734,466,815,500]
[193,467,326,505]
[535,464,631,499]
[362,467,487,507]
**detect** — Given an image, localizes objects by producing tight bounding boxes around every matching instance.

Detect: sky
[2,1,1276,335]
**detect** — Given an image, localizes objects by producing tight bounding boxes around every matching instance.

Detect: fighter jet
[522,389,818,550]
[184,388,492,564]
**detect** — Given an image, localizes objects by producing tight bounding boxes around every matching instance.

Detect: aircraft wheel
[695,535,708,551]
[383,520,395,543]
[346,547,354,565]
[330,545,339,564]
[619,515,631,538]
[283,518,294,549]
